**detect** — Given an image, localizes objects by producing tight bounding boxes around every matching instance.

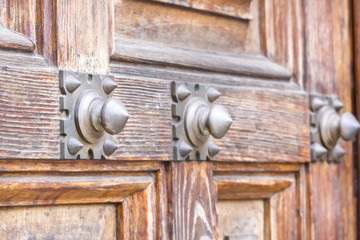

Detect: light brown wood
[218,200,265,240]
[215,175,294,200]
[304,0,356,239]
[149,0,254,20]
[167,162,216,239]
[0,174,152,206]
[0,204,116,240]
[55,0,113,73]
[0,0,36,42]
[354,0,360,235]
[114,0,260,54]
[214,163,307,240]
[261,0,304,87]
[119,182,156,239]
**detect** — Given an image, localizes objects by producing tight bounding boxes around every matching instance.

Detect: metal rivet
[208,142,220,157]
[66,75,81,93]
[311,97,326,111]
[340,112,360,140]
[208,104,233,139]
[103,138,118,156]
[177,85,191,101]
[311,143,327,159]
[67,137,83,155]
[103,77,117,94]
[333,98,344,111]
[100,98,129,135]
[332,143,346,161]
[207,87,221,102]
[179,141,193,157]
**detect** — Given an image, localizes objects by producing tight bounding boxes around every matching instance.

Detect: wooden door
[0,0,357,239]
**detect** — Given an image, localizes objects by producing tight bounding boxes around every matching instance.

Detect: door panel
[0,0,357,239]
[218,200,264,240]
[0,204,116,240]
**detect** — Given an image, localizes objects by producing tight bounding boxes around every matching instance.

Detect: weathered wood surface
[0,204,116,240]
[214,163,307,240]
[0,24,35,51]
[111,66,309,162]
[0,51,309,162]
[114,0,260,54]
[261,0,304,87]
[218,200,264,240]
[54,0,113,73]
[215,175,294,200]
[0,160,168,239]
[305,0,356,239]
[0,51,59,159]
[266,180,297,240]
[0,0,36,43]
[119,181,156,239]
[150,0,254,20]
[354,0,360,236]
[167,162,216,239]
[0,174,152,206]
[112,39,291,80]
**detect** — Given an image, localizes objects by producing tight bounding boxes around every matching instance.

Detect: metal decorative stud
[309,94,360,162]
[60,71,129,159]
[171,81,233,160]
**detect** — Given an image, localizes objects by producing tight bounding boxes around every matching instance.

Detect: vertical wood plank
[167,162,217,239]
[305,0,356,239]
[0,0,36,42]
[118,183,156,240]
[353,0,360,235]
[55,0,112,73]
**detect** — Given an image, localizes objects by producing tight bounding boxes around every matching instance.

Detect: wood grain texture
[215,175,294,200]
[218,200,264,240]
[0,51,59,159]
[114,0,260,54]
[214,163,307,240]
[305,1,356,239]
[0,160,168,239]
[266,180,297,240]
[167,162,216,239]
[354,0,360,235]
[150,0,254,20]
[261,0,304,87]
[0,174,152,206]
[0,50,308,162]
[112,39,291,80]
[119,182,156,240]
[0,0,36,42]
[0,204,116,240]
[55,0,112,73]
[111,65,309,163]
[0,24,35,51]
[112,76,172,160]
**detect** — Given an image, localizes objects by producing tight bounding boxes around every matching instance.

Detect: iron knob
[208,104,233,139]
[319,107,360,149]
[100,98,129,135]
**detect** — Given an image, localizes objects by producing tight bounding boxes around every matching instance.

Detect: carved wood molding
[0,24,35,52]
[213,163,307,240]
[0,160,168,238]
[111,38,292,80]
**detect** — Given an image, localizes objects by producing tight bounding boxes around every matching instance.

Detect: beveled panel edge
[111,38,292,80]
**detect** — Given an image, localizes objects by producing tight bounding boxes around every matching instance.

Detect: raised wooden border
[0,160,168,239]
[111,38,292,80]
[213,163,307,240]
[0,24,35,51]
